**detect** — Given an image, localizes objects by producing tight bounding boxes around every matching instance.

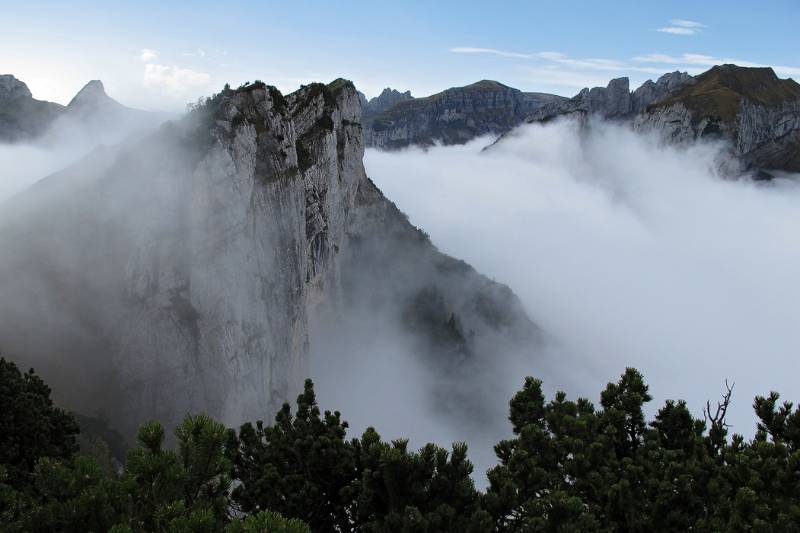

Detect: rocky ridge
[525,71,696,123]
[363,80,567,149]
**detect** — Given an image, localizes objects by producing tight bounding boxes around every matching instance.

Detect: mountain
[496,65,800,176]
[524,71,696,123]
[360,74,698,151]
[0,75,65,142]
[66,79,143,120]
[363,80,567,149]
[0,75,158,144]
[359,87,414,116]
[0,79,538,436]
[633,65,800,174]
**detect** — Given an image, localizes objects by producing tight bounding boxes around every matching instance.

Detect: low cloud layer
[364,120,800,443]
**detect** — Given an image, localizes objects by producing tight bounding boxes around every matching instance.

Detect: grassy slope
[653,65,800,122]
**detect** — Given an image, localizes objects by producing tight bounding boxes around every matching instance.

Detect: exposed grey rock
[631,71,695,114]
[583,77,632,119]
[0,79,538,436]
[522,72,695,126]
[357,90,369,111]
[363,87,413,116]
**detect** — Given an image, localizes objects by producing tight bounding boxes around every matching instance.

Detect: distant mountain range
[361,80,567,149]
[0,75,159,143]
[360,65,800,177]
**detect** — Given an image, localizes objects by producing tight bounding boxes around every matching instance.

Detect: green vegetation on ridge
[653,64,800,123]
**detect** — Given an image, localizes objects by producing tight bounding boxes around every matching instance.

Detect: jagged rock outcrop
[576,77,632,119]
[0,75,65,142]
[633,65,800,174]
[0,79,538,436]
[363,80,567,149]
[360,87,414,116]
[526,72,696,124]
[631,71,696,114]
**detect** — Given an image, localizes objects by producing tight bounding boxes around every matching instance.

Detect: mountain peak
[378,87,411,98]
[464,80,510,90]
[657,64,800,121]
[0,74,33,100]
[363,86,413,115]
[68,79,115,108]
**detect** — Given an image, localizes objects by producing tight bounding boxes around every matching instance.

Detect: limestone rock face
[0,79,538,435]
[363,80,567,149]
[582,77,632,119]
[633,65,800,173]
[631,71,696,114]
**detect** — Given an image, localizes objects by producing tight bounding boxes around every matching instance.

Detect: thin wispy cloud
[657,19,707,36]
[521,67,614,90]
[449,47,533,59]
[537,52,631,72]
[182,48,207,58]
[672,19,706,28]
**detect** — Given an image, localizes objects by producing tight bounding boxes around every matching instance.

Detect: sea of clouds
[358,119,800,472]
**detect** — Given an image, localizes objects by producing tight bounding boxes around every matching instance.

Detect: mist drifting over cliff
[0,111,166,202]
[0,82,539,487]
[365,119,800,439]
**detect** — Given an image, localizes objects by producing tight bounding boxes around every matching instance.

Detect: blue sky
[1,0,798,110]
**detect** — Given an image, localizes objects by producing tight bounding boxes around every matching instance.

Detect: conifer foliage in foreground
[2,356,800,532]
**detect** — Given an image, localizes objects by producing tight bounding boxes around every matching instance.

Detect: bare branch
[705,380,735,429]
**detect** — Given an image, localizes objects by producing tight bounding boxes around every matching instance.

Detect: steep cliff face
[633,65,800,173]
[0,79,537,435]
[631,71,695,114]
[364,80,567,149]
